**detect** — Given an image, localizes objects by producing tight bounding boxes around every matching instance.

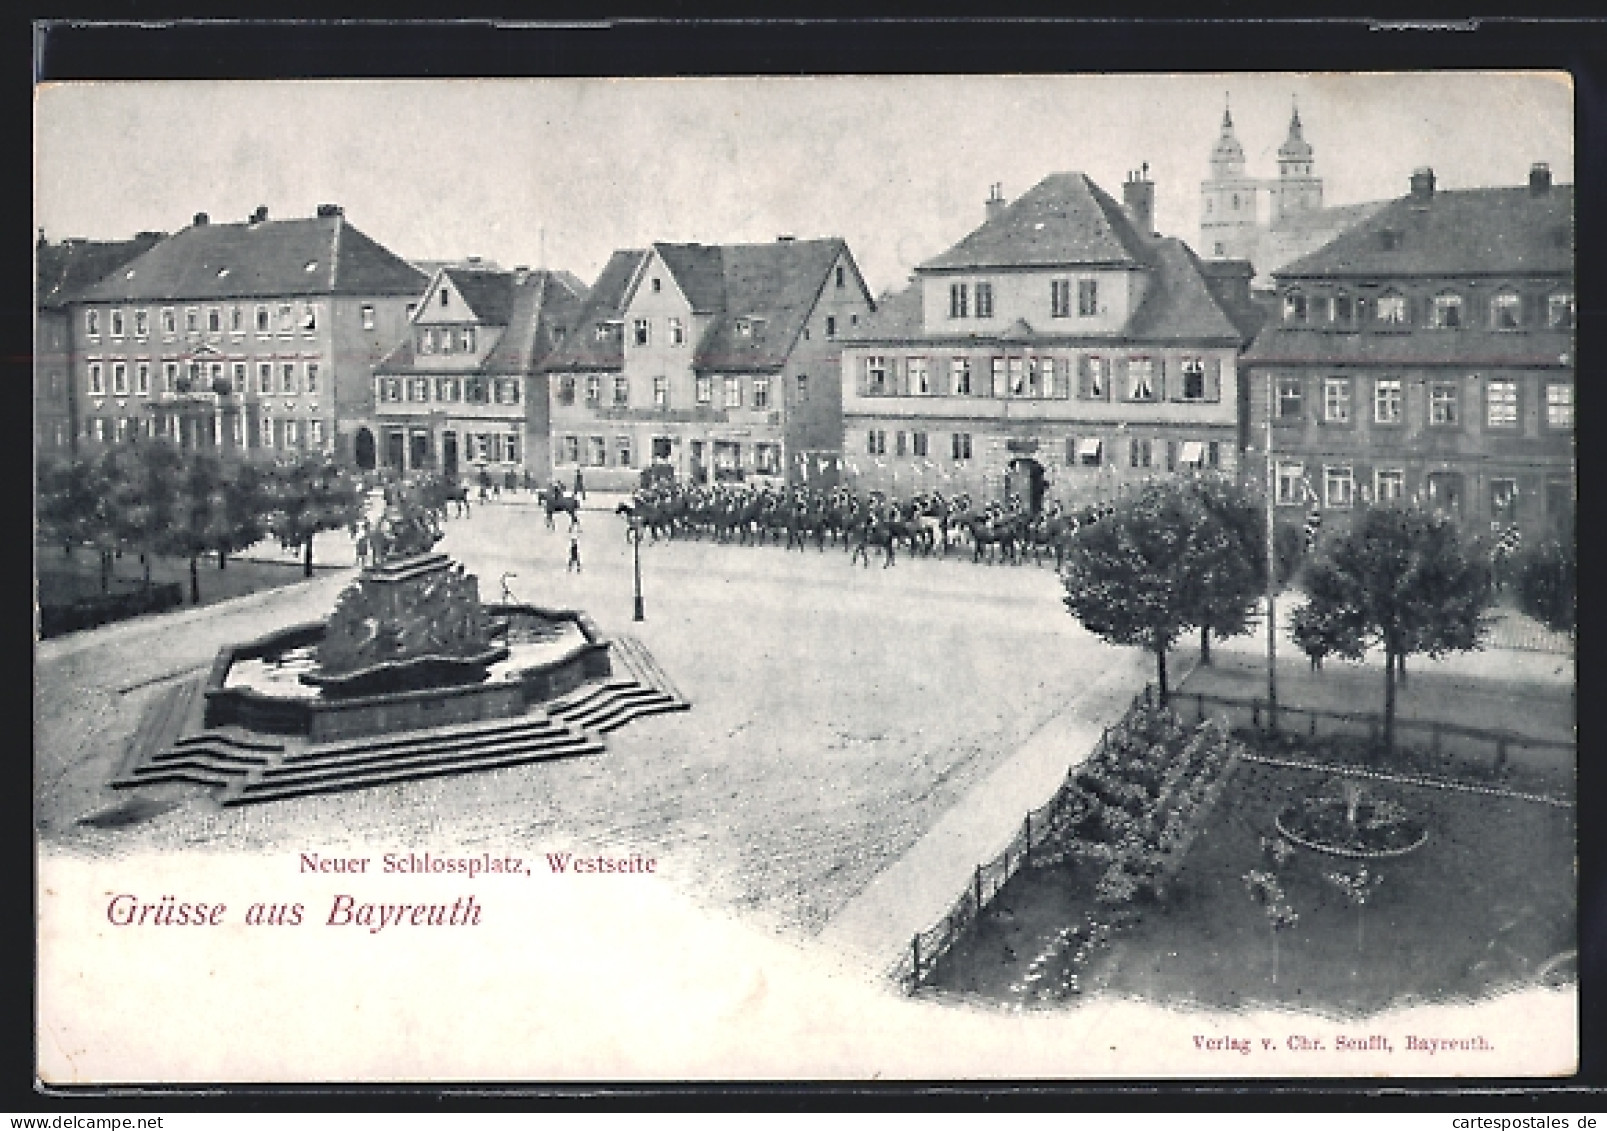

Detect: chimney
[250,205,268,225]
[193,212,209,227]
[466,255,482,265]
[316,203,342,217]
[1530,161,1553,195]
[776,234,796,242]
[513,265,531,285]
[984,183,1007,222]
[1123,164,1156,237]
[1409,167,1436,202]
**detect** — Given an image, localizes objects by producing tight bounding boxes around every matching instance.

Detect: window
[136,361,151,395]
[912,432,928,457]
[1181,358,1206,400]
[506,435,520,464]
[1129,438,1152,468]
[465,376,488,404]
[310,420,324,448]
[282,363,297,394]
[895,431,907,457]
[1276,462,1305,506]
[162,362,177,393]
[613,376,630,407]
[1051,280,1072,318]
[1008,357,1026,396]
[825,315,837,339]
[975,283,994,319]
[866,356,887,395]
[952,432,972,460]
[1548,293,1575,329]
[408,378,430,403]
[633,319,650,346]
[951,357,972,395]
[1333,293,1353,326]
[949,283,968,319]
[1323,377,1351,423]
[162,309,177,336]
[562,436,580,464]
[585,376,602,407]
[755,443,780,474]
[440,288,451,309]
[209,362,225,390]
[594,322,614,342]
[92,418,106,444]
[115,311,129,337]
[1127,358,1155,401]
[1078,280,1098,317]
[1083,356,1108,400]
[723,376,742,409]
[836,265,846,289]
[735,319,752,339]
[644,376,666,409]
[433,377,455,403]
[1324,466,1355,508]
[589,437,607,467]
[651,277,661,293]
[1490,478,1519,522]
[1277,376,1303,420]
[440,327,454,355]
[301,305,317,332]
[617,435,633,468]
[115,417,127,444]
[1374,378,1402,424]
[1430,381,1459,425]
[796,373,809,402]
[306,363,319,395]
[207,308,221,333]
[1208,441,1221,468]
[1074,437,1102,467]
[867,430,887,456]
[1546,384,1572,429]
[378,378,401,403]
[1492,292,1522,329]
[669,318,685,345]
[418,328,436,355]
[1431,293,1464,329]
[908,357,930,395]
[1375,468,1405,502]
[277,304,294,332]
[493,378,520,405]
[753,377,770,409]
[85,310,100,336]
[361,305,375,330]
[695,375,712,405]
[989,357,1005,398]
[260,413,274,448]
[1283,291,1308,323]
[557,376,576,406]
[255,306,270,333]
[1375,292,1407,325]
[186,308,200,333]
[134,310,149,337]
[229,363,244,393]
[112,362,128,395]
[1486,380,1518,427]
[285,419,301,448]
[258,363,273,395]
[651,437,673,462]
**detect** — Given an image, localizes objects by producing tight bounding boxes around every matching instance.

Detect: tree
[1178,473,1266,666]
[100,442,182,591]
[267,455,365,578]
[1515,540,1575,634]
[1061,479,1209,703]
[37,455,107,565]
[163,450,229,605]
[1289,506,1492,758]
[213,459,270,572]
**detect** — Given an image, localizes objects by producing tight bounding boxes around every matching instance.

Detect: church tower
[1270,100,1323,224]
[1199,100,1262,260]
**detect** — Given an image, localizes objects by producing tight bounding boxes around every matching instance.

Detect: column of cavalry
[612,479,1116,569]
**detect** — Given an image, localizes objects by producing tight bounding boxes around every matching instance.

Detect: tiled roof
[484,271,587,376]
[1243,327,1574,367]
[654,243,726,313]
[542,249,648,371]
[845,283,923,341]
[1276,184,1573,279]
[1125,238,1245,342]
[439,267,517,326]
[917,173,1155,272]
[73,213,427,303]
[36,233,167,310]
[693,238,854,372]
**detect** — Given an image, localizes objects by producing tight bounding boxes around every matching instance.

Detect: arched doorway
[1006,458,1046,515]
[354,427,376,471]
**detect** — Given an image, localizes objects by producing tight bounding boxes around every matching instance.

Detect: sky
[35,72,1572,299]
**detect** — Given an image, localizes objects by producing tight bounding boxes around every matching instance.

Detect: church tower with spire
[1270,100,1324,223]
[1199,100,1263,261]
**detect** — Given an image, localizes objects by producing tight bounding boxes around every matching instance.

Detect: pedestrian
[567,534,582,573]
[573,466,586,501]
[478,465,491,501]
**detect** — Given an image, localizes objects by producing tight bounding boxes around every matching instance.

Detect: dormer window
[1283,291,1307,324]
[736,319,752,338]
[1430,293,1463,329]
[1548,292,1575,329]
[1375,291,1407,325]
[301,304,318,332]
[1491,292,1522,330]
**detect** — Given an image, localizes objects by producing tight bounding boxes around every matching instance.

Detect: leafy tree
[163,450,230,605]
[1061,479,1207,703]
[99,442,182,591]
[213,459,270,572]
[267,455,365,578]
[1179,473,1266,665]
[1514,540,1575,634]
[1289,506,1492,758]
[37,455,107,565]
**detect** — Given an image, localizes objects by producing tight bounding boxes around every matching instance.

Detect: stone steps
[112,677,233,788]
[545,635,688,734]
[223,715,603,806]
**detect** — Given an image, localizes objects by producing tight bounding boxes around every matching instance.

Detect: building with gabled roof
[1243,163,1574,545]
[543,236,874,489]
[64,205,425,464]
[367,264,586,482]
[839,169,1259,512]
[36,229,167,455]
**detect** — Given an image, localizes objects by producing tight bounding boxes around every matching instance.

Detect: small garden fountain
[1275,777,1429,859]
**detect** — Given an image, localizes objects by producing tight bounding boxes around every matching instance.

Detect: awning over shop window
[1077,438,1103,458]
[1180,441,1205,465]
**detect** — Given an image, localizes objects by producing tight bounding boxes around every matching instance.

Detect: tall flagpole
[1265,367,1279,731]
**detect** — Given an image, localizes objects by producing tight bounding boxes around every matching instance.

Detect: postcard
[34,69,1577,1085]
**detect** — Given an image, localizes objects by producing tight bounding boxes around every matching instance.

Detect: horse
[849,512,897,569]
[963,513,1019,565]
[545,484,582,532]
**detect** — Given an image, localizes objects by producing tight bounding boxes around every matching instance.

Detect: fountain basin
[207,605,612,742]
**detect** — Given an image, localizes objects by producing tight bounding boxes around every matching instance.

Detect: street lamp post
[630,517,645,622]
[1264,370,1279,733]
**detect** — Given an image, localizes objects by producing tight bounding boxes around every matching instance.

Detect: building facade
[840,171,1261,513]
[35,231,167,457]
[542,238,874,491]
[67,206,424,465]
[368,265,585,479]
[1200,103,1388,289]
[1243,164,1575,544]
